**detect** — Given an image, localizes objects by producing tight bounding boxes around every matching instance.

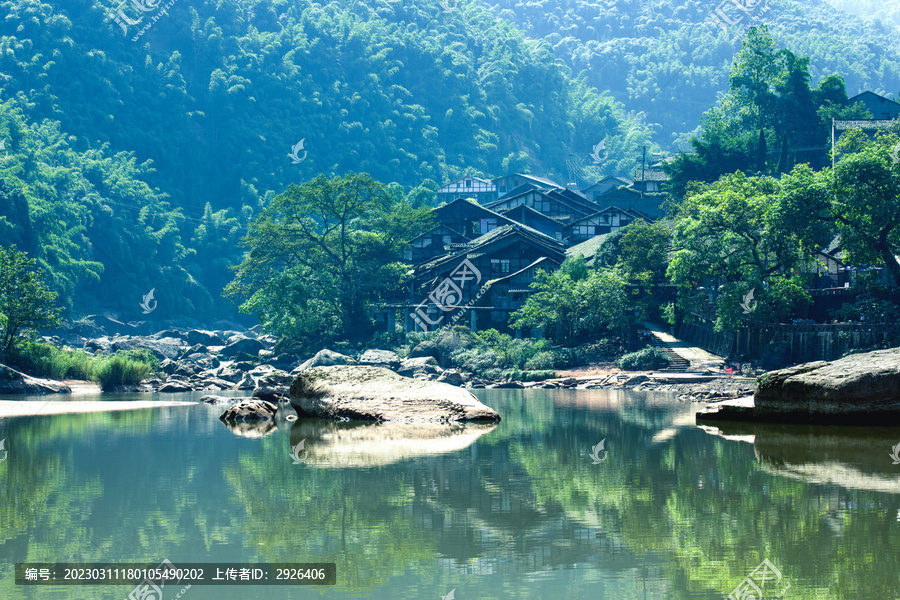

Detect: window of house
[480,218,497,234]
[501,259,510,273]
[491,259,501,273]
[465,179,472,187]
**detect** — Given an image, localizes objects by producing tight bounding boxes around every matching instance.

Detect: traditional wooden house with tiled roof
[430,197,516,239]
[484,186,595,225]
[404,224,471,265]
[498,204,566,241]
[848,91,900,120]
[408,224,566,331]
[580,176,633,203]
[564,206,647,244]
[492,173,567,198]
[435,177,497,205]
[483,256,561,333]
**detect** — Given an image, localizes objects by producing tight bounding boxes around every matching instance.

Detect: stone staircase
[646,335,691,372]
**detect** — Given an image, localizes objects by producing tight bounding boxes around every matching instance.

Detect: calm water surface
[1,389,899,599]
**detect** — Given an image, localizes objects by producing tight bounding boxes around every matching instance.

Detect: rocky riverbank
[0,322,753,400]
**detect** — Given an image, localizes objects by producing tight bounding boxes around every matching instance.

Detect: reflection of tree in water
[222,389,900,598]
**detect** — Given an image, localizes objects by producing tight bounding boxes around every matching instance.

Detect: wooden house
[404,224,471,265]
[492,173,567,198]
[482,256,561,332]
[435,177,497,205]
[848,91,900,120]
[564,206,646,244]
[498,204,566,241]
[484,186,594,225]
[430,197,516,239]
[580,176,633,203]
[409,224,566,331]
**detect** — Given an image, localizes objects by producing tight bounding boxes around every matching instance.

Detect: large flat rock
[754,348,900,424]
[0,364,71,395]
[289,365,500,423]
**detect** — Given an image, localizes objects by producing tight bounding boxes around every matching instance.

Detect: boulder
[182,352,220,371]
[297,349,357,370]
[358,349,401,370]
[252,370,293,402]
[219,398,277,421]
[187,329,225,347]
[219,337,265,358]
[491,381,524,389]
[397,356,442,377]
[288,365,500,423]
[409,340,439,359]
[754,348,900,423]
[0,364,71,395]
[232,373,256,390]
[200,394,244,404]
[158,380,194,393]
[436,369,466,387]
[158,358,178,375]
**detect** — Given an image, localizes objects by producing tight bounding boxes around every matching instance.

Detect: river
[0,388,898,599]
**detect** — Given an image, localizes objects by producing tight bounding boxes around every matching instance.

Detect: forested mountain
[486,0,900,146]
[0,0,896,320]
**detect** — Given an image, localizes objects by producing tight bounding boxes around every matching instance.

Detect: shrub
[524,351,555,370]
[8,340,95,380]
[523,370,555,381]
[615,347,670,371]
[95,355,153,390]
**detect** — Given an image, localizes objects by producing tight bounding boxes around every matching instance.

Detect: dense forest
[0,0,897,322]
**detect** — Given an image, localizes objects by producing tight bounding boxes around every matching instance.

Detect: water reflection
[288,419,497,467]
[700,420,900,493]
[0,390,898,599]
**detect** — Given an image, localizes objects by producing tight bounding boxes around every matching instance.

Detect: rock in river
[288,365,500,423]
[219,398,277,421]
[0,364,71,394]
[700,347,900,425]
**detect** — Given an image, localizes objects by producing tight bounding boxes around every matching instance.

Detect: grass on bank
[6,341,159,390]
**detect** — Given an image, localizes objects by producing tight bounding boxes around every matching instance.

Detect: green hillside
[0,0,895,320]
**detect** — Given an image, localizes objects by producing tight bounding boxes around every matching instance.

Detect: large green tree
[0,245,62,356]
[511,257,627,344]
[226,173,431,347]
[667,172,816,331]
